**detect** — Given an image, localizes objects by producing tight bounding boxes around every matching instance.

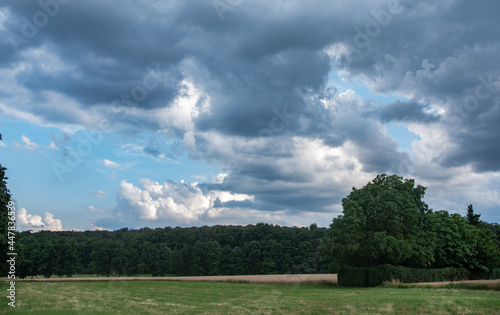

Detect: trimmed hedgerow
[339,264,484,287]
[338,266,369,287]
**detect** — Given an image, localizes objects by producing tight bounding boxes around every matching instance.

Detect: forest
[14,223,329,278]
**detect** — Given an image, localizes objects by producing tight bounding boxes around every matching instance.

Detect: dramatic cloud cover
[0,0,499,230]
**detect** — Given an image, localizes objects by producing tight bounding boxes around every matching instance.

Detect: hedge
[338,264,491,287]
[470,268,500,280]
[338,266,369,286]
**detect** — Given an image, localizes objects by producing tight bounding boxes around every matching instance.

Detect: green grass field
[1,280,500,314]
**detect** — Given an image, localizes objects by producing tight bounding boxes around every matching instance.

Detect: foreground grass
[1,280,500,314]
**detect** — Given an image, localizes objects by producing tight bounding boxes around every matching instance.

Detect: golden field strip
[9,274,338,285]
[7,274,500,289]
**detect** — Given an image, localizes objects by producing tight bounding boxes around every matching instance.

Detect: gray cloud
[334,0,500,173]
[378,100,440,123]
[1,0,500,223]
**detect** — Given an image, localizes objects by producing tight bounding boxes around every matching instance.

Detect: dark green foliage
[328,174,435,269]
[0,133,12,276]
[429,210,500,272]
[89,238,127,276]
[473,223,500,271]
[190,240,222,276]
[470,268,500,280]
[367,264,400,286]
[430,210,480,269]
[466,204,481,226]
[443,267,470,281]
[17,223,328,278]
[324,174,500,287]
[339,264,477,287]
[338,266,369,287]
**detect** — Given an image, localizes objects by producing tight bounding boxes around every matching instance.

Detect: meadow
[2,279,500,314]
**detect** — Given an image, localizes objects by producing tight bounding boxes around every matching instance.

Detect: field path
[10,274,338,285]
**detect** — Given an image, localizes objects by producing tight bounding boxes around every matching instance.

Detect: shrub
[338,266,369,287]
[368,264,398,286]
[443,267,470,281]
[338,265,473,287]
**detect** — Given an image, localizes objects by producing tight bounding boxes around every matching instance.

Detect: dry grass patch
[413,279,500,290]
[10,273,338,285]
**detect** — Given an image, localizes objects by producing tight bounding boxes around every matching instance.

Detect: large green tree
[430,210,480,269]
[327,174,435,268]
[0,133,12,276]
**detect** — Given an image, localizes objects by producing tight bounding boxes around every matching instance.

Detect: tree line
[321,174,500,277]
[15,223,329,278]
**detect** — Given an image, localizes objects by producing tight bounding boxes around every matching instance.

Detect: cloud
[46,140,58,150]
[378,100,441,123]
[182,131,200,159]
[14,135,38,150]
[44,212,64,231]
[212,173,227,184]
[89,190,108,199]
[1,0,500,225]
[99,159,120,168]
[118,178,253,224]
[86,222,106,231]
[84,205,105,213]
[17,208,63,231]
[17,208,44,229]
[332,1,500,173]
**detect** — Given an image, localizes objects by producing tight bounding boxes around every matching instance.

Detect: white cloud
[14,135,38,150]
[213,173,228,184]
[86,222,106,231]
[156,78,208,133]
[100,159,120,168]
[118,178,253,224]
[0,103,45,127]
[46,140,58,150]
[90,190,108,199]
[17,208,44,229]
[85,205,105,213]
[0,141,5,147]
[17,208,63,231]
[44,212,63,231]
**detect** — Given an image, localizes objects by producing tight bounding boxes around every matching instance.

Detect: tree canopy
[16,223,328,278]
[466,204,482,226]
[324,174,500,273]
[327,174,435,268]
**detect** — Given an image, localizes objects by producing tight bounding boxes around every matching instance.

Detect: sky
[0,0,499,231]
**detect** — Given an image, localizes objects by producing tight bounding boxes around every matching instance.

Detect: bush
[368,264,398,286]
[491,269,500,279]
[338,265,474,287]
[443,267,470,281]
[471,268,500,280]
[338,266,369,287]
